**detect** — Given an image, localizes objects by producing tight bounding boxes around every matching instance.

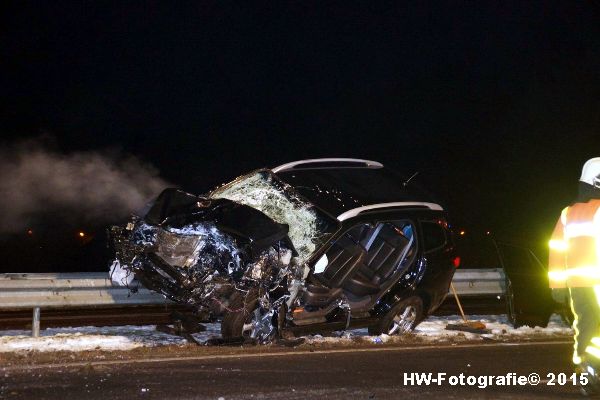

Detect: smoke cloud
[0,140,171,234]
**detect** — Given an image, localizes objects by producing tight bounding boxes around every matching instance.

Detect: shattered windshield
[209,170,338,261]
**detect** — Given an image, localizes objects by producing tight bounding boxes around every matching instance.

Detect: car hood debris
[110,171,334,318]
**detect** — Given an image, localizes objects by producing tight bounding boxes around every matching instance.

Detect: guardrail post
[32,307,40,337]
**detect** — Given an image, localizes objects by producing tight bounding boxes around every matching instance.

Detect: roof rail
[337,202,444,221]
[272,158,383,173]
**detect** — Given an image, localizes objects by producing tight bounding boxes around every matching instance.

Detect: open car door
[496,242,571,327]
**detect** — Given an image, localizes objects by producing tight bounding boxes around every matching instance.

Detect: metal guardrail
[0,273,170,309]
[0,268,505,336]
[450,268,506,297]
[0,273,171,336]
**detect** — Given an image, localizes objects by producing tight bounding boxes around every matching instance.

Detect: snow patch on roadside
[0,314,572,353]
[0,324,221,353]
[417,313,570,340]
[0,333,141,353]
[303,314,572,345]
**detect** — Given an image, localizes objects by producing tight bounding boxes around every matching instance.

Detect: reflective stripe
[548,271,566,282]
[570,291,582,365]
[577,288,600,364]
[595,286,600,307]
[548,266,600,283]
[565,222,598,239]
[586,345,600,360]
[549,239,568,251]
[597,234,600,275]
[561,207,569,225]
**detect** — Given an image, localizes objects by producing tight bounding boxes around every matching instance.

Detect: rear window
[421,221,447,252]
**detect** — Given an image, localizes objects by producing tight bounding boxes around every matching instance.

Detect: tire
[369,296,423,336]
[221,289,276,342]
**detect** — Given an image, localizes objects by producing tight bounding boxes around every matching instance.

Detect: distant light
[486,231,491,235]
[460,230,465,236]
[78,231,85,237]
[27,229,33,236]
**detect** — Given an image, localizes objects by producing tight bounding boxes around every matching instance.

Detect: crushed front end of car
[110,171,336,339]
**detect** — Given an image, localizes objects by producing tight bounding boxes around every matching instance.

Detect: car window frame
[420,219,448,254]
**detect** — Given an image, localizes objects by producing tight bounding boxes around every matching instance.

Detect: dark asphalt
[0,341,586,399]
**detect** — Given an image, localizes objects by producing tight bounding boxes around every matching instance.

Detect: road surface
[0,340,584,399]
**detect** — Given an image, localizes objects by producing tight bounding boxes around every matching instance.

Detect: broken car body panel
[111,159,456,341]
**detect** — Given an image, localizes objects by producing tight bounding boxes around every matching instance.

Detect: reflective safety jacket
[548,199,600,288]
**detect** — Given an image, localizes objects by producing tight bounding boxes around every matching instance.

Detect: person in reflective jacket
[549,157,600,388]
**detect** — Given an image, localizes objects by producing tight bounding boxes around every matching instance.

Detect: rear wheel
[369,296,423,336]
[221,289,276,343]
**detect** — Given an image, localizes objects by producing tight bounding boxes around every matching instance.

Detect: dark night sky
[1,2,599,256]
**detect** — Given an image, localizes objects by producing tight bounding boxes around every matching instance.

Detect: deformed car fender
[110,187,299,316]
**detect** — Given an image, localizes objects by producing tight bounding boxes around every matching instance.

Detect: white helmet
[580,158,600,188]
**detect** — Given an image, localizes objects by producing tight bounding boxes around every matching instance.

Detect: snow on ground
[416,314,572,339]
[0,314,572,353]
[0,324,220,353]
[303,314,573,345]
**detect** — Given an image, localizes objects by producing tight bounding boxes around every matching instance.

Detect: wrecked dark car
[111,158,458,342]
